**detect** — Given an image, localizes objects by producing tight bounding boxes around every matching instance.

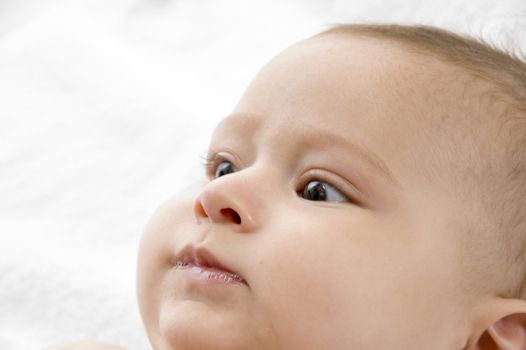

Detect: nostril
[220,208,241,224]
[194,201,207,218]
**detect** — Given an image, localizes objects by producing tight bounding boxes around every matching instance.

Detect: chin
[158,301,254,350]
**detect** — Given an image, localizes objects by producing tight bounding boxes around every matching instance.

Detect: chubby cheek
[136,215,170,346]
[136,197,197,348]
[250,223,381,349]
[249,215,443,350]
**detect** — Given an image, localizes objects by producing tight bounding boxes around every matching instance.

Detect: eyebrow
[300,128,401,189]
[213,113,402,190]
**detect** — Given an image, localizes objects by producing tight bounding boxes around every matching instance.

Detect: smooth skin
[137,34,526,350]
[137,35,469,350]
[61,33,526,350]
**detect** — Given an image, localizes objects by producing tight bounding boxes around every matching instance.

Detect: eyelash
[200,153,231,178]
[297,172,354,204]
[199,152,355,204]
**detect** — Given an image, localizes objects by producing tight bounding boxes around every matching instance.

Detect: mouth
[174,244,247,285]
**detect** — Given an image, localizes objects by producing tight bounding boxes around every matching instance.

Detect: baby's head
[137,24,526,350]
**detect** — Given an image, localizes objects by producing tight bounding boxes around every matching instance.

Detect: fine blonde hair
[318,23,526,299]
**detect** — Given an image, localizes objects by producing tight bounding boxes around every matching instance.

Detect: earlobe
[468,298,526,350]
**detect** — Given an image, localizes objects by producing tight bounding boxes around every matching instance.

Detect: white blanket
[1,1,524,349]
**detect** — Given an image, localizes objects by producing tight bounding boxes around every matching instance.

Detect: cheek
[136,214,170,334]
[249,219,386,348]
[248,209,457,349]
[136,198,196,337]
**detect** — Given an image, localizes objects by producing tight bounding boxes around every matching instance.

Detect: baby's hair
[317,23,526,300]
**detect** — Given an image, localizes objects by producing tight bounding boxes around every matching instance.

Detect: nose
[193,172,261,233]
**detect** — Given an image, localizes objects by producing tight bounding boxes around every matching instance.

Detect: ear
[466,297,526,350]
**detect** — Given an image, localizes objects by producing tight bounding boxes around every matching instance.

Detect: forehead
[213,34,474,201]
[232,35,446,142]
[234,34,462,118]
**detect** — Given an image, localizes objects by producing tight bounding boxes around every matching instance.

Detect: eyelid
[200,150,241,178]
[298,168,362,205]
[200,151,364,206]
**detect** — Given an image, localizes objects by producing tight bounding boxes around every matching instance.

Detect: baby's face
[137,35,474,350]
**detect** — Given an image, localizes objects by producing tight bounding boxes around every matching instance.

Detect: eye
[214,161,236,178]
[201,153,238,179]
[299,179,350,203]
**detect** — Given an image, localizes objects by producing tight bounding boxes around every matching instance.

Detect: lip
[174,244,247,285]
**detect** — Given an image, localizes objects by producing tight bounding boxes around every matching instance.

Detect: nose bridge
[194,168,266,233]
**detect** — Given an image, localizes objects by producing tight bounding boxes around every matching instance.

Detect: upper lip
[175,244,247,284]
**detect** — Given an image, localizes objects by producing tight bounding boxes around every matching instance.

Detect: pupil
[304,181,326,201]
[216,162,235,177]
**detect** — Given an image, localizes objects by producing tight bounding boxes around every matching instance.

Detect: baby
[57,24,526,349]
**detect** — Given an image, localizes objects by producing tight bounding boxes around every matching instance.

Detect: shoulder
[50,340,128,350]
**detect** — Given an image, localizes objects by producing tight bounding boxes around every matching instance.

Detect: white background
[1,1,525,349]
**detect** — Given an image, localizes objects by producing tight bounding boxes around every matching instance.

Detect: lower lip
[176,263,246,285]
